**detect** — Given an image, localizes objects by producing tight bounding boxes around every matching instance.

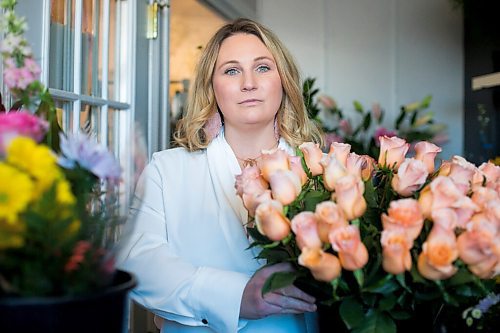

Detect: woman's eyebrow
[216,56,275,70]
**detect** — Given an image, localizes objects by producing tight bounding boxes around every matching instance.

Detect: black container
[0,270,136,333]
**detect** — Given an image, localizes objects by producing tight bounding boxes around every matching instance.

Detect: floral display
[0,0,125,297]
[303,77,448,158]
[236,135,499,332]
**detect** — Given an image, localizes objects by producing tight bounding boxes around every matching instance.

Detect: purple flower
[0,111,48,154]
[475,293,500,313]
[58,133,121,181]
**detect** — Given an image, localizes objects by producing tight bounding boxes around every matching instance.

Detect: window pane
[107,0,117,100]
[81,0,102,97]
[54,99,72,133]
[80,103,100,138]
[49,0,75,91]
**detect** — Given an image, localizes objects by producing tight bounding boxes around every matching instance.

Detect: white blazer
[118,131,318,333]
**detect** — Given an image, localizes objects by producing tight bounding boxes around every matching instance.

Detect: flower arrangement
[235,136,499,332]
[303,78,448,158]
[0,0,125,297]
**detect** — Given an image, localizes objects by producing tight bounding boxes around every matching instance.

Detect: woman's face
[212,33,283,131]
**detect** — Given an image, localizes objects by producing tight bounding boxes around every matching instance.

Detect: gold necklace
[234,141,279,168]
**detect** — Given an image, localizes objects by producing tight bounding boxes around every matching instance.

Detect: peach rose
[471,187,499,211]
[417,184,433,219]
[345,152,365,179]
[431,208,458,231]
[382,198,424,241]
[291,212,322,250]
[268,170,302,205]
[417,226,458,280]
[391,158,428,197]
[450,196,479,228]
[299,142,324,176]
[427,176,464,211]
[260,148,290,182]
[298,247,342,282]
[328,142,351,167]
[255,200,291,241]
[242,189,273,217]
[378,136,409,169]
[314,201,348,243]
[360,155,376,181]
[289,155,308,185]
[414,141,442,174]
[333,174,366,221]
[329,225,369,271]
[478,161,500,186]
[381,229,412,275]
[235,165,268,197]
[447,156,477,194]
[321,155,348,191]
[483,199,500,226]
[457,218,498,279]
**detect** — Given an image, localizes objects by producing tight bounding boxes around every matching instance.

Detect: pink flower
[255,200,291,241]
[2,56,40,90]
[318,95,337,109]
[378,136,409,169]
[324,133,344,148]
[382,198,424,241]
[260,148,290,181]
[373,127,397,146]
[299,142,324,176]
[414,141,442,173]
[447,156,477,194]
[333,174,366,221]
[235,165,268,197]
[327,142,351,167]
[289,155,308,186]
[329,225,369,271]
[391,158,428,197]
[0,111,48,154]
[417,226,458,280]
[298,247,341,282]
[320,155,348,191]
[381,229,412,275]
[291,212,322,250]
[339,119,353,135]
[268,170,302,206]
[314,201,348,243]
[371,103,382,121]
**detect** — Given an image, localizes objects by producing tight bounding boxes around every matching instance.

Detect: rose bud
[417,226,458,280]
[381,229,412,275]
[321,155,348,191]
[328,142,351,167]
[299,247,342,282]
[329,225,369,271]
[315,201,348,243]
[291,212,322,250]
[299,142,324,176]
[334,174,366,221]
[391,158,428,197]
[378,136,409,169]
[382,198,424,241]
[268,170,302,206]
[260,148,290,182]
[289,155,308,186]
[255,200,291,241]
[414,141,442,174]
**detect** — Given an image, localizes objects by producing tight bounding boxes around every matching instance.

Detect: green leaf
[364,180,378,207]
[363,275,399,294]
[389,310,413,320]
[339,297,365,329]
[378,294,397,311]
[395,108,406,130]
[420,95,432,109]
[362,112,372,130]
[352,310,396,333]
[354,269,364,287]
[353,100,364,113]
[261,271,297,295]
[303,190,330,211]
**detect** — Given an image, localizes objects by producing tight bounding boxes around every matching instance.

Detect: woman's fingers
[263,290,317,313]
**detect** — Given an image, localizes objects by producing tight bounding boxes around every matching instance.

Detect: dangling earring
[203,111,222,141]
[274,115,280,141]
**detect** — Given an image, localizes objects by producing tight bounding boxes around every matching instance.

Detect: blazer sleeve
[117,157,250,333]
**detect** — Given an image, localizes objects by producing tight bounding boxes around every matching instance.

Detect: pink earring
[203,111,222,141]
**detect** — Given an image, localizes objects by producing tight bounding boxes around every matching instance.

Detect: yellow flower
[6,137,61,196]
[56,180,76,205]
[0,162,34,223]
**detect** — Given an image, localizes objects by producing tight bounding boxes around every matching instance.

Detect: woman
[119,18,323,332]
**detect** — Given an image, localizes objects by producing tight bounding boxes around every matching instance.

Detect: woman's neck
[224,125,279,168]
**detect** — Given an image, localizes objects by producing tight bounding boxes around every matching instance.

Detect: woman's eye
[224,68,239,75]
[256,65,270,73]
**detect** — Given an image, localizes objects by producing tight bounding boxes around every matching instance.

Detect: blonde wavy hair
[173,18,323,151]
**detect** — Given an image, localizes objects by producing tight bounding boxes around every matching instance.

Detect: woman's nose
[241,72,257,91]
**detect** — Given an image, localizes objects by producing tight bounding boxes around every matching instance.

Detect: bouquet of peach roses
[235,136,499,332]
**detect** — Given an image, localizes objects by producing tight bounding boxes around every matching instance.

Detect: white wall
[257,0,463,159]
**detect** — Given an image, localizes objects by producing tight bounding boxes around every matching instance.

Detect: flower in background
[0,0,131,297]
[59,133,121,182]
[0,111,48,154]
[303,78,448,159]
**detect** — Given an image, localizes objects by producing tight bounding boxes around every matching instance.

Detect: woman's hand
[239,263,317,319]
